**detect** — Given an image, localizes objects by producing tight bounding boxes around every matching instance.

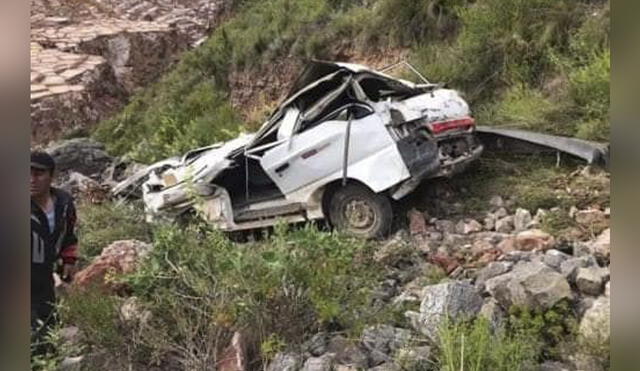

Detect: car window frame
[297,102,374,134]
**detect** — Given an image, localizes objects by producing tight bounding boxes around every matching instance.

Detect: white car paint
[114,61,479,231]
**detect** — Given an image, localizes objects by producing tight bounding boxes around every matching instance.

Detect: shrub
[76,200,152,260]
[59,289,123,349]
[124,222,382,365]
[435,301,578,371]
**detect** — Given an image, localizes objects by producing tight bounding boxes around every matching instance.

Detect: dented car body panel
[113,61,483,230]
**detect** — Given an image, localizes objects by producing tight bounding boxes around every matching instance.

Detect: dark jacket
[31,187,79,339]
[31,187,78,282]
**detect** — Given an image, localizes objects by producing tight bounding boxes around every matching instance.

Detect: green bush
[76,201,152,260]
[478,84,575,136]
[436,301,578,371]
[59,290,123,349]
[569,49,610,141]
[124,222,381,365]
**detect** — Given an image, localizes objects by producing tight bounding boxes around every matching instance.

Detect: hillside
[31,0,610,370]
[92,0,609,163]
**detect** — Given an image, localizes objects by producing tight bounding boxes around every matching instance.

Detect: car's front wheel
[328,183,393,239]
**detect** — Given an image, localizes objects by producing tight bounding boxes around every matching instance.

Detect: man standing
[30,151,79,352]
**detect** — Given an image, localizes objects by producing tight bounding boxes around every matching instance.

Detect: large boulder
[407,281,482,342]
[47,138,113,177]
[72,239,152,293]
[485,261,572,311]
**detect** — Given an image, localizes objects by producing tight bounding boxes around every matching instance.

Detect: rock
[560,256,598,283]
[569,206,579,219]
[534,208,548,223]
[58,171,109,202]
[576,297,595,318]
[570,354,605,371]
[361,325,412,366]
[497,236,516,254]
[409,281,482,342]
[574,209,607,226]
[483,215,496,231]
[475,261,513,292]
[374,230,409,265]
[485,261,572,311]
[572,242,593,258]
[119,296,152,325]
[59,356,84,371]
[435,220,456,234]
[515,229,555,251]
[302,353,335,371]
[542,249,572,271]
[479,298,505,331]
[408,209,427,236]
[217,331,249,371]
[59,326,81,346]
[442,233,467,248]
[590,228,610,260]
[335,366,358,371]
[538,361,575,371]
[306,332,328,357]
[514,208,532,232]
[456,219,483,235]
[327,336,368,368]
[429,252,460,275]
[267,353,302,371]
[495,216,514,233]
[605,281,610,297]
[489,195,504,208]
[576,267,609,296]
[72,240,152,293]
[579,296,610,353]
[368,363,401,371]
[395,346,431,368]
[494,207,508,219]
[47,138,113,176]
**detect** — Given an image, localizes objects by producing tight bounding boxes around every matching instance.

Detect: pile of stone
[262,196,610,371]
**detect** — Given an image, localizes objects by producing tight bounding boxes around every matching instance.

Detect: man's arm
[60,201,79,280]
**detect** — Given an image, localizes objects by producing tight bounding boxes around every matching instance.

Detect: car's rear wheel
[328,184,393,239]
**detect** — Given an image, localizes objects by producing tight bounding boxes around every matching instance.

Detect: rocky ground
[30,0,232,145]
[44,138,610,371]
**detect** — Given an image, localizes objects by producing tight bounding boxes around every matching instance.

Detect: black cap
[31,151,55,172]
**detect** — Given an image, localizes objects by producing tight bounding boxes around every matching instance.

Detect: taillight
[429,117,475,134]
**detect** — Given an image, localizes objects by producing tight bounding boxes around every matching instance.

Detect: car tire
[328,183,393,239]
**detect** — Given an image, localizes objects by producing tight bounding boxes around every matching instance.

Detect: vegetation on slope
[94,0,610,163]
[37,1,610,369]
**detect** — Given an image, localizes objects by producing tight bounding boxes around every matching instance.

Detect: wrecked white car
[113,61,483,238]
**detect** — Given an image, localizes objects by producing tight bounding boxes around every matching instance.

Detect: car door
[260,103,396,195]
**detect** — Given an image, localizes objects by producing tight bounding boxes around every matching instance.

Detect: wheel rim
[343,198,376,232]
